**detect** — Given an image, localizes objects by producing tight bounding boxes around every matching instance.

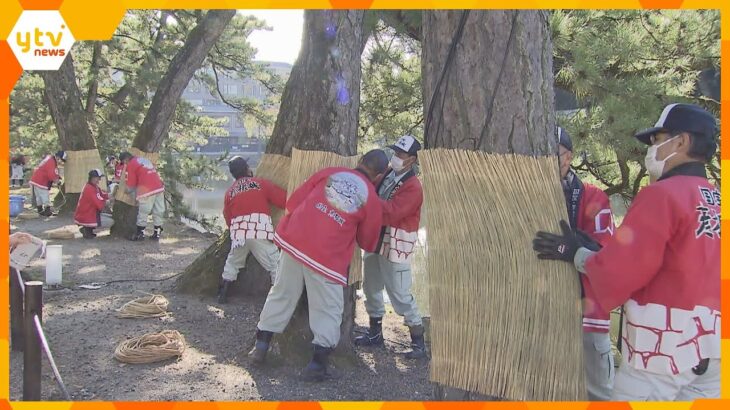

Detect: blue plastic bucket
[9,195,25,217]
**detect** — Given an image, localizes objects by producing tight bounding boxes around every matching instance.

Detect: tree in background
[359,16,423,149]
[178,10,366,362]
[11,10,281,231]
[551,9,720,203]
[109,9,237,237]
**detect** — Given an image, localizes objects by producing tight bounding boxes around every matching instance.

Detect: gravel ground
[8,193,432,401]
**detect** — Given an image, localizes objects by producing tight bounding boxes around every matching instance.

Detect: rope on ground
[113,330,186,364]
[116,292,169,318]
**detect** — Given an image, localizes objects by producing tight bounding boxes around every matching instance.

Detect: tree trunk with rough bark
[111,9,236,238]
[423,10,555,155]
[177,9,365,365]
[41,54,100,214]
[422,9,556,400]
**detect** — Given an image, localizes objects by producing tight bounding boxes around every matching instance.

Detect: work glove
[533,220,580,262]
[575,230,602,252]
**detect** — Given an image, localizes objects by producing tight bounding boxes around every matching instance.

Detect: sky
[238,10,304,65]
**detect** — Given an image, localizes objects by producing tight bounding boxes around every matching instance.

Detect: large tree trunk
[265,10,362,157]
[422,10,556,399]
[178,10,365,364]
[40,54,101,214]
[423,10,555,155]
[111,9,236,238]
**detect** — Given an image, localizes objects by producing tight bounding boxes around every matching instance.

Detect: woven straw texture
[410,222,429,317]
[64,149,107,194]
[115,148,160,206]
[420,149,585,401]
[254,153,291,226]
[288,148,362,285]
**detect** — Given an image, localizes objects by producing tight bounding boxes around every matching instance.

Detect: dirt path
[9,199,431,401]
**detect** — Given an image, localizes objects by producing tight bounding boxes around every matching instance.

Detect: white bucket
[45,245,63,285]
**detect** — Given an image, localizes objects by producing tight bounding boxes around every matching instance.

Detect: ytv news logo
[9,11,75,71]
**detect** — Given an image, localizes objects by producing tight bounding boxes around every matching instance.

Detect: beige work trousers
[257,251,344,348]
[222,239,280,282]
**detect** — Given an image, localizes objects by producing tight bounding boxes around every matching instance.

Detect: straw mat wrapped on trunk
[420,149,585,401]
[64,149,107,194]
[255,153,291,226]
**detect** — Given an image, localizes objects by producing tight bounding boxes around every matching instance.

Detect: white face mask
[645,136,678,180]
[390,155,406,172]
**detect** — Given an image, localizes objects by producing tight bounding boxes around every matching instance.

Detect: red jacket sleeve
[581,186,615,246]
[380,180,423,226]
[264,179,287,210]
[47,159,60,183]
[584,185,672,311]
[93,187,107,210]
[357,191,384,253]
[286,169,329,214]
[125,162,138,189]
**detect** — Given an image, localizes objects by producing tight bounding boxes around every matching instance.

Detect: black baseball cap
[634,103,718,145]
[88,169,104,178]
[557,126,572,151]
[389,135,422,156]
[55,150,67,162]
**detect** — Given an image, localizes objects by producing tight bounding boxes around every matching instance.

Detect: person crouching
[74,169,109,239]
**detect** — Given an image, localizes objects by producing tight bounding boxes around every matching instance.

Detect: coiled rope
[113,330,186,364]
[116,293,169,318]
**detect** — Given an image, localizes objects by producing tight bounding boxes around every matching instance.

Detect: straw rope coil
[45,225,78,240]
[255,154,291,226]
[113,330,186,364]
[288,148,363,284]
[420,149,585,401]
[116,294,170,318]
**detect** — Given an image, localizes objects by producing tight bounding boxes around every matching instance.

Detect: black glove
[576,230,602,252]
[533,220,579,262]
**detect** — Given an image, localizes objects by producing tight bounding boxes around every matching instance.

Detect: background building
[181,61,292,165]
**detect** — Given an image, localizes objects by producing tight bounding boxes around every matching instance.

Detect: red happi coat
[572,182,616,333]
[74,183,109,227]
[125,157,164,199]
[376,169,423,264]
[29,155,60,190]
[274,167,383,286]
[584,162,720,375]
[223,177,286,248]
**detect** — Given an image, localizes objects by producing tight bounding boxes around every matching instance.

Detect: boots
[300,344,333,382]
[37,205,43,215]
[38,206,53,217]
[130,226,146,241]
[248,329,273,365]
[405,324,427,359]
[217,279,233,304]
[80,227,96,239]
[151,225,163,241]
[354,316,384,347]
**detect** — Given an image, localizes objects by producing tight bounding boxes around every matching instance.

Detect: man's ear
[677,132,693,153]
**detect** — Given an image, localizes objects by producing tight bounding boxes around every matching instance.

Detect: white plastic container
[45,245,63,285]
